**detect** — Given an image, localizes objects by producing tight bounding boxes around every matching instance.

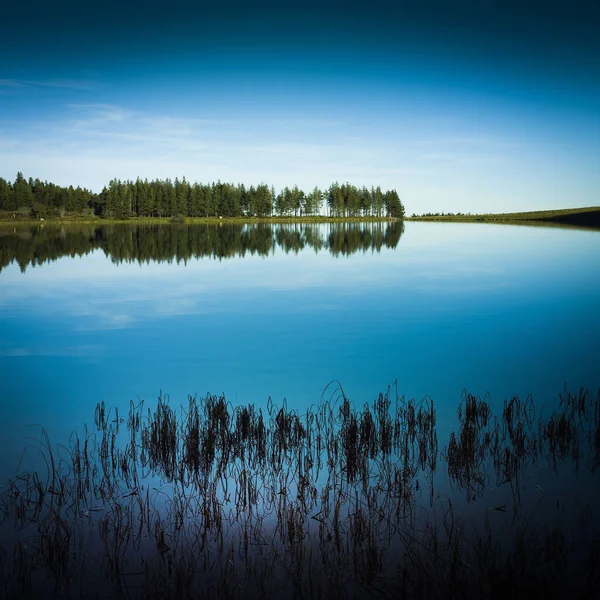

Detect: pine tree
[0,177,12,211]
[372,186,384,217]
[254,184,272,217]
[383,189,405,218]
[360,187,372,216]
[106,179,121,217]
[13,172,34,211]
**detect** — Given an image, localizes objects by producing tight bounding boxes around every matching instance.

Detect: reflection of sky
[1,223,600,478]
[1,222,598,325]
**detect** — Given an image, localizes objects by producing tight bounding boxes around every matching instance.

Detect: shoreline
[0,215,395,226]
[2,205,599,229]
[406,206,600,229]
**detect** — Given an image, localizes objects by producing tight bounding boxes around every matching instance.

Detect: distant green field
[407,206,600,228]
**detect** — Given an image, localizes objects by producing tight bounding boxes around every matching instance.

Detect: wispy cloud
[418,152,500,165]
[0,99,596,214]
[0,78,98,91]
[415,135,522,150]
[67,103,134,122]
[0,103,383,190]
[0,79,26,88]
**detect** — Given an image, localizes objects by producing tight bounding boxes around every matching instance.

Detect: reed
[0,384,598,598]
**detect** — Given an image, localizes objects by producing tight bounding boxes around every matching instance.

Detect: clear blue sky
[1,0,598,214]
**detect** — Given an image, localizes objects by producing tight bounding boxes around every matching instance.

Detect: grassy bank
[0,213,392,226]
[407,206,600,228]
[4,206,600,228]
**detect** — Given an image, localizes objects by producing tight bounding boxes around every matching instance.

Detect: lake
[0,220,599,597]
[1,221,598,453]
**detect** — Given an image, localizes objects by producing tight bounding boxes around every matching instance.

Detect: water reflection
[1,385,598,598]
[0,221,405,273]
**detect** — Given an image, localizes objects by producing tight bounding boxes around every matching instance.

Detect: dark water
[0,221,599,597]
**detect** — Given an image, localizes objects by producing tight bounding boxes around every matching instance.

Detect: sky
[0,0,598,214]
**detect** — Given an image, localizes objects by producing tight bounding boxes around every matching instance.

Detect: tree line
[0,221,404,273]
[0,173,405,219]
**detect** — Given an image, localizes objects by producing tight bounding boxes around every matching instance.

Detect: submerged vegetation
[1,384,598,598]
[0,221,404,273]
[0,173,405,220]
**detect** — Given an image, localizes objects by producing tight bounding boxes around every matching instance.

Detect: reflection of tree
[0,222,404,273]
[327,221,404,256]
[275,225,305,255]
[384,221,404,248]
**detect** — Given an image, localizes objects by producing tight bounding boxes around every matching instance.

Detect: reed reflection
[1,384,598,598]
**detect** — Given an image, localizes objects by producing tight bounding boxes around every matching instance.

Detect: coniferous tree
[372,186,384,217]
[122,183,133,218]
[253,184,272,217]
[218,183,240,217]
[360,186,372,216]
[344,183,361,217]
[13,172,34,211]
[173,176,190,216]
[201,184,214,217]
[0,177,12,211]
[165,179,176,216]
[67,185,87,213]
[275,190,285,216]
[133,177,142,216]
[239,184,250,216]
[383,189,405,218]
[303,186,321,216]
[296,187,305,216]
[189,183,201,217]
[105,179,119,217]
[211,182,221,216]
[328,183,344,217]
[0,172,405,221]
[94,187,108,216]
[152,181,165,217]
[137,178,150,216]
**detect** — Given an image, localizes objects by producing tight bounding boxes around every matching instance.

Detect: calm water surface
[0,221,599,475]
